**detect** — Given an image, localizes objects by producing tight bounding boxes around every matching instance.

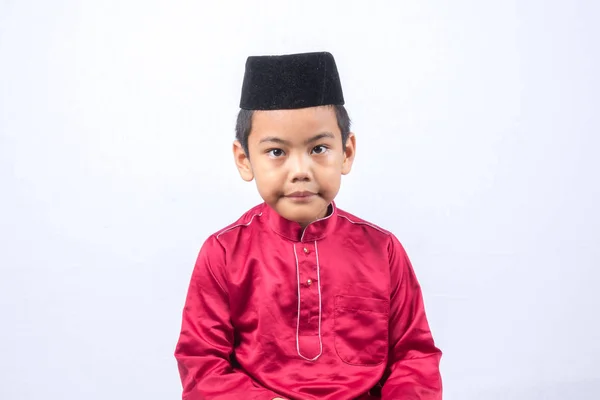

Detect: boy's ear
[341,132,356,175]
[233,140,254,182]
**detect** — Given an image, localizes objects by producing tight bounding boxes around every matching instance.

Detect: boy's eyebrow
[258,136,291,146]
[258,132,336,146]
[304,132,335,145]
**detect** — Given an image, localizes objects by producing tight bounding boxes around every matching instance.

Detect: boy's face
[233,106,356,227]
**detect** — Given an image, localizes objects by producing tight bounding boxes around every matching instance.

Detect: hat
[239,52,345,110]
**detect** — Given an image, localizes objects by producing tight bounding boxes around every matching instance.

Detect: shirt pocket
[334,295,390,366]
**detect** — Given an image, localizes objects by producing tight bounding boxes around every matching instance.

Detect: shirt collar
[264,201,338,242]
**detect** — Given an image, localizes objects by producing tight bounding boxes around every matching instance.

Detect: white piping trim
[294,241,323,362]
[337,214,390,236]
[216,212,262,239]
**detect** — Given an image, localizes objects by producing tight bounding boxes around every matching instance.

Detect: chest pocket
[334,295,390,366]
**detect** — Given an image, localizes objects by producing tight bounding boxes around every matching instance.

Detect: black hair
[235,105,351,155]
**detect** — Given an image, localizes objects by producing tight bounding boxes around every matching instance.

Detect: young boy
[175,52,442,399]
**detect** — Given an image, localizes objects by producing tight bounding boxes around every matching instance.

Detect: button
[303,247,309,254]
[307,279,312,286]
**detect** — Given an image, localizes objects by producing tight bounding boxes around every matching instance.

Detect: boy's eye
[311,145,328,155]
[267,148,285,158]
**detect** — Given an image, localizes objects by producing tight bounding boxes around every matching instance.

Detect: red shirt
[175,202,442,399]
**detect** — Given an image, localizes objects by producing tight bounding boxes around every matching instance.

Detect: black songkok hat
[239,52,345,110]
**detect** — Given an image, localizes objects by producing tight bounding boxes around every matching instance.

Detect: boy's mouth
[285,191,317,201]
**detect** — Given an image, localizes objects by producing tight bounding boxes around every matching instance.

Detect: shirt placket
[294,241,321,360]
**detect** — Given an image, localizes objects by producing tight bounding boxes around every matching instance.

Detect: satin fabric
[175,202,442,399]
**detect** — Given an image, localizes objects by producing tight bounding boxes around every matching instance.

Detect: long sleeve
[381,235,443,400]
[174,235,282,400]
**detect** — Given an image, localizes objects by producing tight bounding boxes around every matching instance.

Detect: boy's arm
[175,235,282,400]
[381,235,443,400]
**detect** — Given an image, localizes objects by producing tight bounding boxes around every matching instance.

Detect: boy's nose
[289,154,312,182]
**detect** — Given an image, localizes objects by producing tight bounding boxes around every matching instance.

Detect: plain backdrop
[1,1,598,399]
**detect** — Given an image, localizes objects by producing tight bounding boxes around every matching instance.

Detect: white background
[1,1,598,399]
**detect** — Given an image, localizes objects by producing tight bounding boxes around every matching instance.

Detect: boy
[175,52,442,399]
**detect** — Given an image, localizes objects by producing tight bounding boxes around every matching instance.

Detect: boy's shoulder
[335,206,393,239]
[335,207,408,259]
[212,203,266,240]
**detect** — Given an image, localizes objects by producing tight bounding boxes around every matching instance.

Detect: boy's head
[233,52,356,227]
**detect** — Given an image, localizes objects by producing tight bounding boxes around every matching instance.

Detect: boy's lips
[285,191,317,199]
[286,191,315,197]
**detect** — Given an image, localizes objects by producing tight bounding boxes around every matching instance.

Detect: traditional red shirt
[175,202,442,399]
